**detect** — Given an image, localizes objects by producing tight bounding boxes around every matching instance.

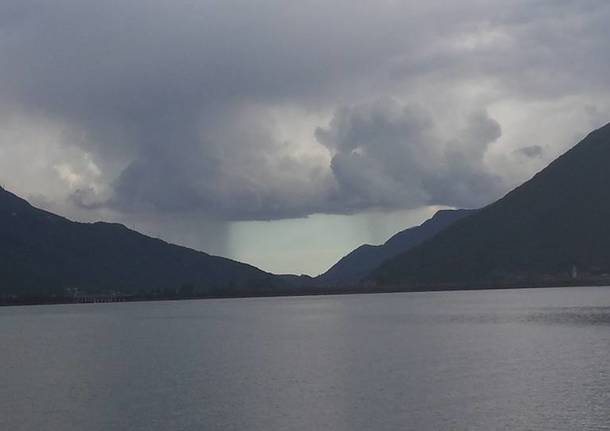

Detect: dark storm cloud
[0,0,413,220]
[316,99,503,211]
[1,0,609,220]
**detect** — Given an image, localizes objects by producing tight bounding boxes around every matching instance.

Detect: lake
[2,287,610,430]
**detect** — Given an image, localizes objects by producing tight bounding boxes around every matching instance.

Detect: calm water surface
[2,287,610,430]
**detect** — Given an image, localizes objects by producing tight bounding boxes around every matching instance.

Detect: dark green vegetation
[0,188,285,304]
[373,122,610,289]
[316,209,476,285]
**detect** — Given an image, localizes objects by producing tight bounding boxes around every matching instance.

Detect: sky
[1,0,609,275]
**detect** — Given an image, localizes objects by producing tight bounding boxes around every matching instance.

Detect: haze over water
[2,286,610,430]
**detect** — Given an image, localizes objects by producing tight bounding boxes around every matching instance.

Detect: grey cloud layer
[317,100,503,211]
[1,0,609,220]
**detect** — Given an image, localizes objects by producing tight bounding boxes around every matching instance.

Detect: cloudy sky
[1,0,609,275]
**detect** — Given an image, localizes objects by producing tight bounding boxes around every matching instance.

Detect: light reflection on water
[1,286,610,431]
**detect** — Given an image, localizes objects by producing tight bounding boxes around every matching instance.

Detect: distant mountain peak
[372,122,610,289]
[316,208,476,285]
[0,187,284,300]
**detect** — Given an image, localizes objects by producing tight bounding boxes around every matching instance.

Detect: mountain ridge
[372,122,610,288]
[316,209,476,285]
[0,186,283,300]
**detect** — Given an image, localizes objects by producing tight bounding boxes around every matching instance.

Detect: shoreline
[2,282,609,308]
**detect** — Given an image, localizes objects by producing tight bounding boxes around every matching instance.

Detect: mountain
[372,122,610,289]
[316,209,476,285]
[0,187,283,301]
